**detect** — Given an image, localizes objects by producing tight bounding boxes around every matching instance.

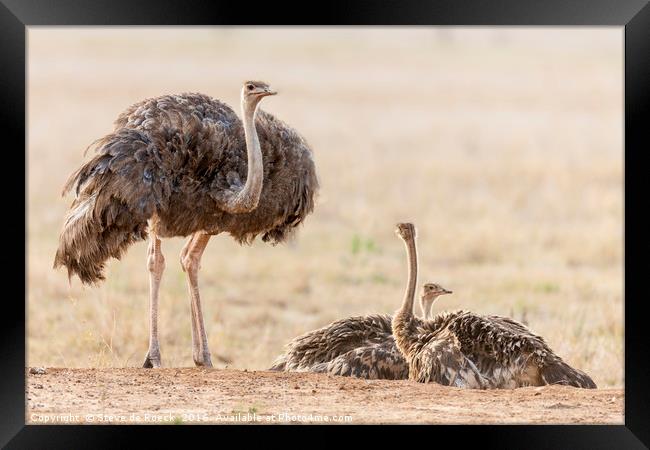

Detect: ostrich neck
[398,236,419,317]
[230,100,263,212]
[421,298,432,320]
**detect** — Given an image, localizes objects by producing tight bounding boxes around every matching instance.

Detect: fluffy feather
[55,92,318,284]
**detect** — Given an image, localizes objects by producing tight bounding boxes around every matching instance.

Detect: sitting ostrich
[270,314,407,379]
[391,223,596,389]
[54,81,319,368]
[269,283,452,380]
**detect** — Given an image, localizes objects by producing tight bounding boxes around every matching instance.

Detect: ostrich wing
[110,92,248,196]
[313,339,409,380]
[114,92,242,133]
[445,311,555,367]
[485,314,539,335]
[413,329,490,388]
[84,92,318,245]
[273,314,394,371]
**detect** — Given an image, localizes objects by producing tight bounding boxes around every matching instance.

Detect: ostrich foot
[193,351,213,368]
[143,350,162,368]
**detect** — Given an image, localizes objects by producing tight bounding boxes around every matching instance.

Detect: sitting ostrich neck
[398,233,419,318]
[392,225,424,363]
[226,94,264,213]
[421,295,435,320]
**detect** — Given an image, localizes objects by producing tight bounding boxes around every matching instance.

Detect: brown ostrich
[54,81,319,368]
[391,223,596,389]
[269,285,450,380]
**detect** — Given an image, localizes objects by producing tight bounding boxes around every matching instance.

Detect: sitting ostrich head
[395,222,416,242]
[420,283,452,320]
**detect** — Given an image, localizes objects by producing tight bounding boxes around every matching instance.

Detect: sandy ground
[26,368,623,425]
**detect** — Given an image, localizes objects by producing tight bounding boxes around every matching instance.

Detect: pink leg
[143,234,165,368]
[180,232,213,367]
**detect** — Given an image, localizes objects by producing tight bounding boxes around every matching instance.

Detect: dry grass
[27,28,623,387]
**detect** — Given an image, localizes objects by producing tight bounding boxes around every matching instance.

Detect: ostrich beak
[443,289,452,294]
[263,89,277,96]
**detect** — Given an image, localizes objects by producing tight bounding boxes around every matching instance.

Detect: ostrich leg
[180,234,201,351]
[180,232,214,367]
[143,235,165,368]
[180,234,199,350]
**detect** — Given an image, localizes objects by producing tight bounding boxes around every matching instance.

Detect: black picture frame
[3,0,649,447]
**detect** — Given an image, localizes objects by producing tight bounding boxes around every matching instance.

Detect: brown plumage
[54,81,319,368]
[55,86,317,283]
[269,314,408,379]
[269,286,448,379]
[391,223,597,389]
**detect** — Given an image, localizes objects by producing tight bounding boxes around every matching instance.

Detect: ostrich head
[241,80,277,110]
[394,222,416,242]
[420,283,452,320]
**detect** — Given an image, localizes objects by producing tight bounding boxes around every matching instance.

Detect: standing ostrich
[54,81,318,368]
[392,223,596,389]
[269,285,450,379]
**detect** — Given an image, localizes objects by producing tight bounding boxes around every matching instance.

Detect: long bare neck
[225,99,264,213]
[242,98,262,160]
[421,297,433,320]
[398,235,418,317]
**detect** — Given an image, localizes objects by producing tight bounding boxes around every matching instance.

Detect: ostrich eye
[247,84,254,91]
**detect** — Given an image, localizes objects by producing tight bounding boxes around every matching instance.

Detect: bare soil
[26,368,623,425]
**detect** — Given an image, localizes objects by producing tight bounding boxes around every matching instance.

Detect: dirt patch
[25,368,623,424]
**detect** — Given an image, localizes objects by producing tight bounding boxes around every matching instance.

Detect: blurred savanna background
[28,27,623,388]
